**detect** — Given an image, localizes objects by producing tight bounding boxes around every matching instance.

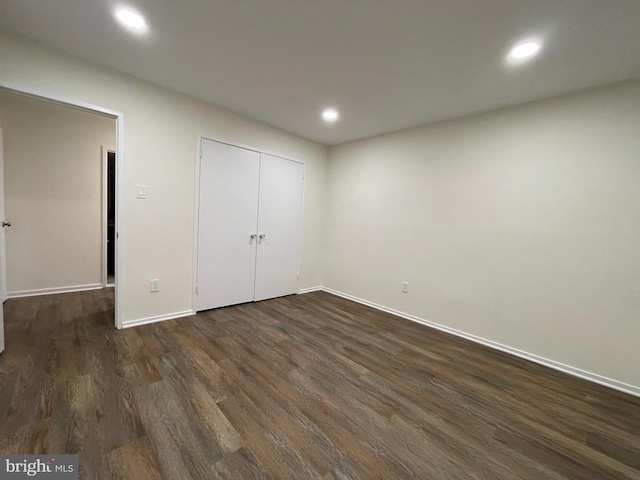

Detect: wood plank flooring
[1,288,639,479]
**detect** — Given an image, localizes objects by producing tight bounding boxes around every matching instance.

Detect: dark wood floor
[1,289,639,479]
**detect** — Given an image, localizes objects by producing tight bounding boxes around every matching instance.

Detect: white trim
[297,161,306,296]
[304,287,640,398]
[122,310,194,329]
[191,136,202,315]
[298,286,323,294]
[0,83,124,330]
[114,114,124,329]
[7,283,103,299]
[198,133,305,166]
[0,85,122,119]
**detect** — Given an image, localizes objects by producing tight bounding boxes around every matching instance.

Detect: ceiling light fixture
[322,108,340,122]
[115,8,148,34]
[508,41,540,61]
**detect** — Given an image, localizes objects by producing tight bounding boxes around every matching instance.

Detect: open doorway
[0,85,122,330]
[103,148,116,287]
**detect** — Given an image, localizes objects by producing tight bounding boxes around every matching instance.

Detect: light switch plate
[136,185,146,199]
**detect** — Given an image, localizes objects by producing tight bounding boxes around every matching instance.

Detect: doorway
[103,148,116,287]
[0,85,123,330]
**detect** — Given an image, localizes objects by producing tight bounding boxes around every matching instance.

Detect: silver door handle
[250,233,257,240]
[258,233,266,240]
[2,221,11,228]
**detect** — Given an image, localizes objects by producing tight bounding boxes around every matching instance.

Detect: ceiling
[1,0,639,146]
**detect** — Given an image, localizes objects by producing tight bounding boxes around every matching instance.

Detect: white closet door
[197,140,260,311]
[254,154,304,301]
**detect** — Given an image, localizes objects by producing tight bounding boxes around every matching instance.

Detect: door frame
[102,146,116,288]
[0,83,125,329]
[192,134,306,313]
[0,127,6,304]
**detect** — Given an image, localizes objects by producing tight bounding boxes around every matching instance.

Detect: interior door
[0,127,6,353]
[254,154,304,301]
[196,139,260,311]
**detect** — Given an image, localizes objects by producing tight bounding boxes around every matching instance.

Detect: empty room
[0,1,639,479]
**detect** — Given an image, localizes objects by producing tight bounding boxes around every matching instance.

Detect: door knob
[258,233,266,240]
[250,233,257,239]
[2,221,11,228]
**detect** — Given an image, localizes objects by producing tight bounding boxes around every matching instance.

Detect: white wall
[3,31,637,393]
[0,90,115,294]
[326,80,640,390]
[0,32,328,324]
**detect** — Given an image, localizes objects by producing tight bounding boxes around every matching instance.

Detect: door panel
[254,154,304,301]
[196,140,260,311]
[0,128,5,353]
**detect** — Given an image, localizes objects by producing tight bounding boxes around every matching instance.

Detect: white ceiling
[1,0,639,146]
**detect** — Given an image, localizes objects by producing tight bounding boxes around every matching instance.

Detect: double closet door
[196,139,304,311]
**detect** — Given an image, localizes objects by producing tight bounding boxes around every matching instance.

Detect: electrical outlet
[402,281,409,293]
[150,279,160,293]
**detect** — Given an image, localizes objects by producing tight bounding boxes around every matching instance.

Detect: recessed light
[115,8,148,34]
[322,108,340,122]
[508,41,540,61]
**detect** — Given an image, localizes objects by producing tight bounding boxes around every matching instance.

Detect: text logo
[0,455,78,479]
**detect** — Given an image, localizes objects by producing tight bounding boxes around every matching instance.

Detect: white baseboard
[303,287,640,398]
[298,286,323,294]
[7,283,103,299]
[122,310,194,329]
